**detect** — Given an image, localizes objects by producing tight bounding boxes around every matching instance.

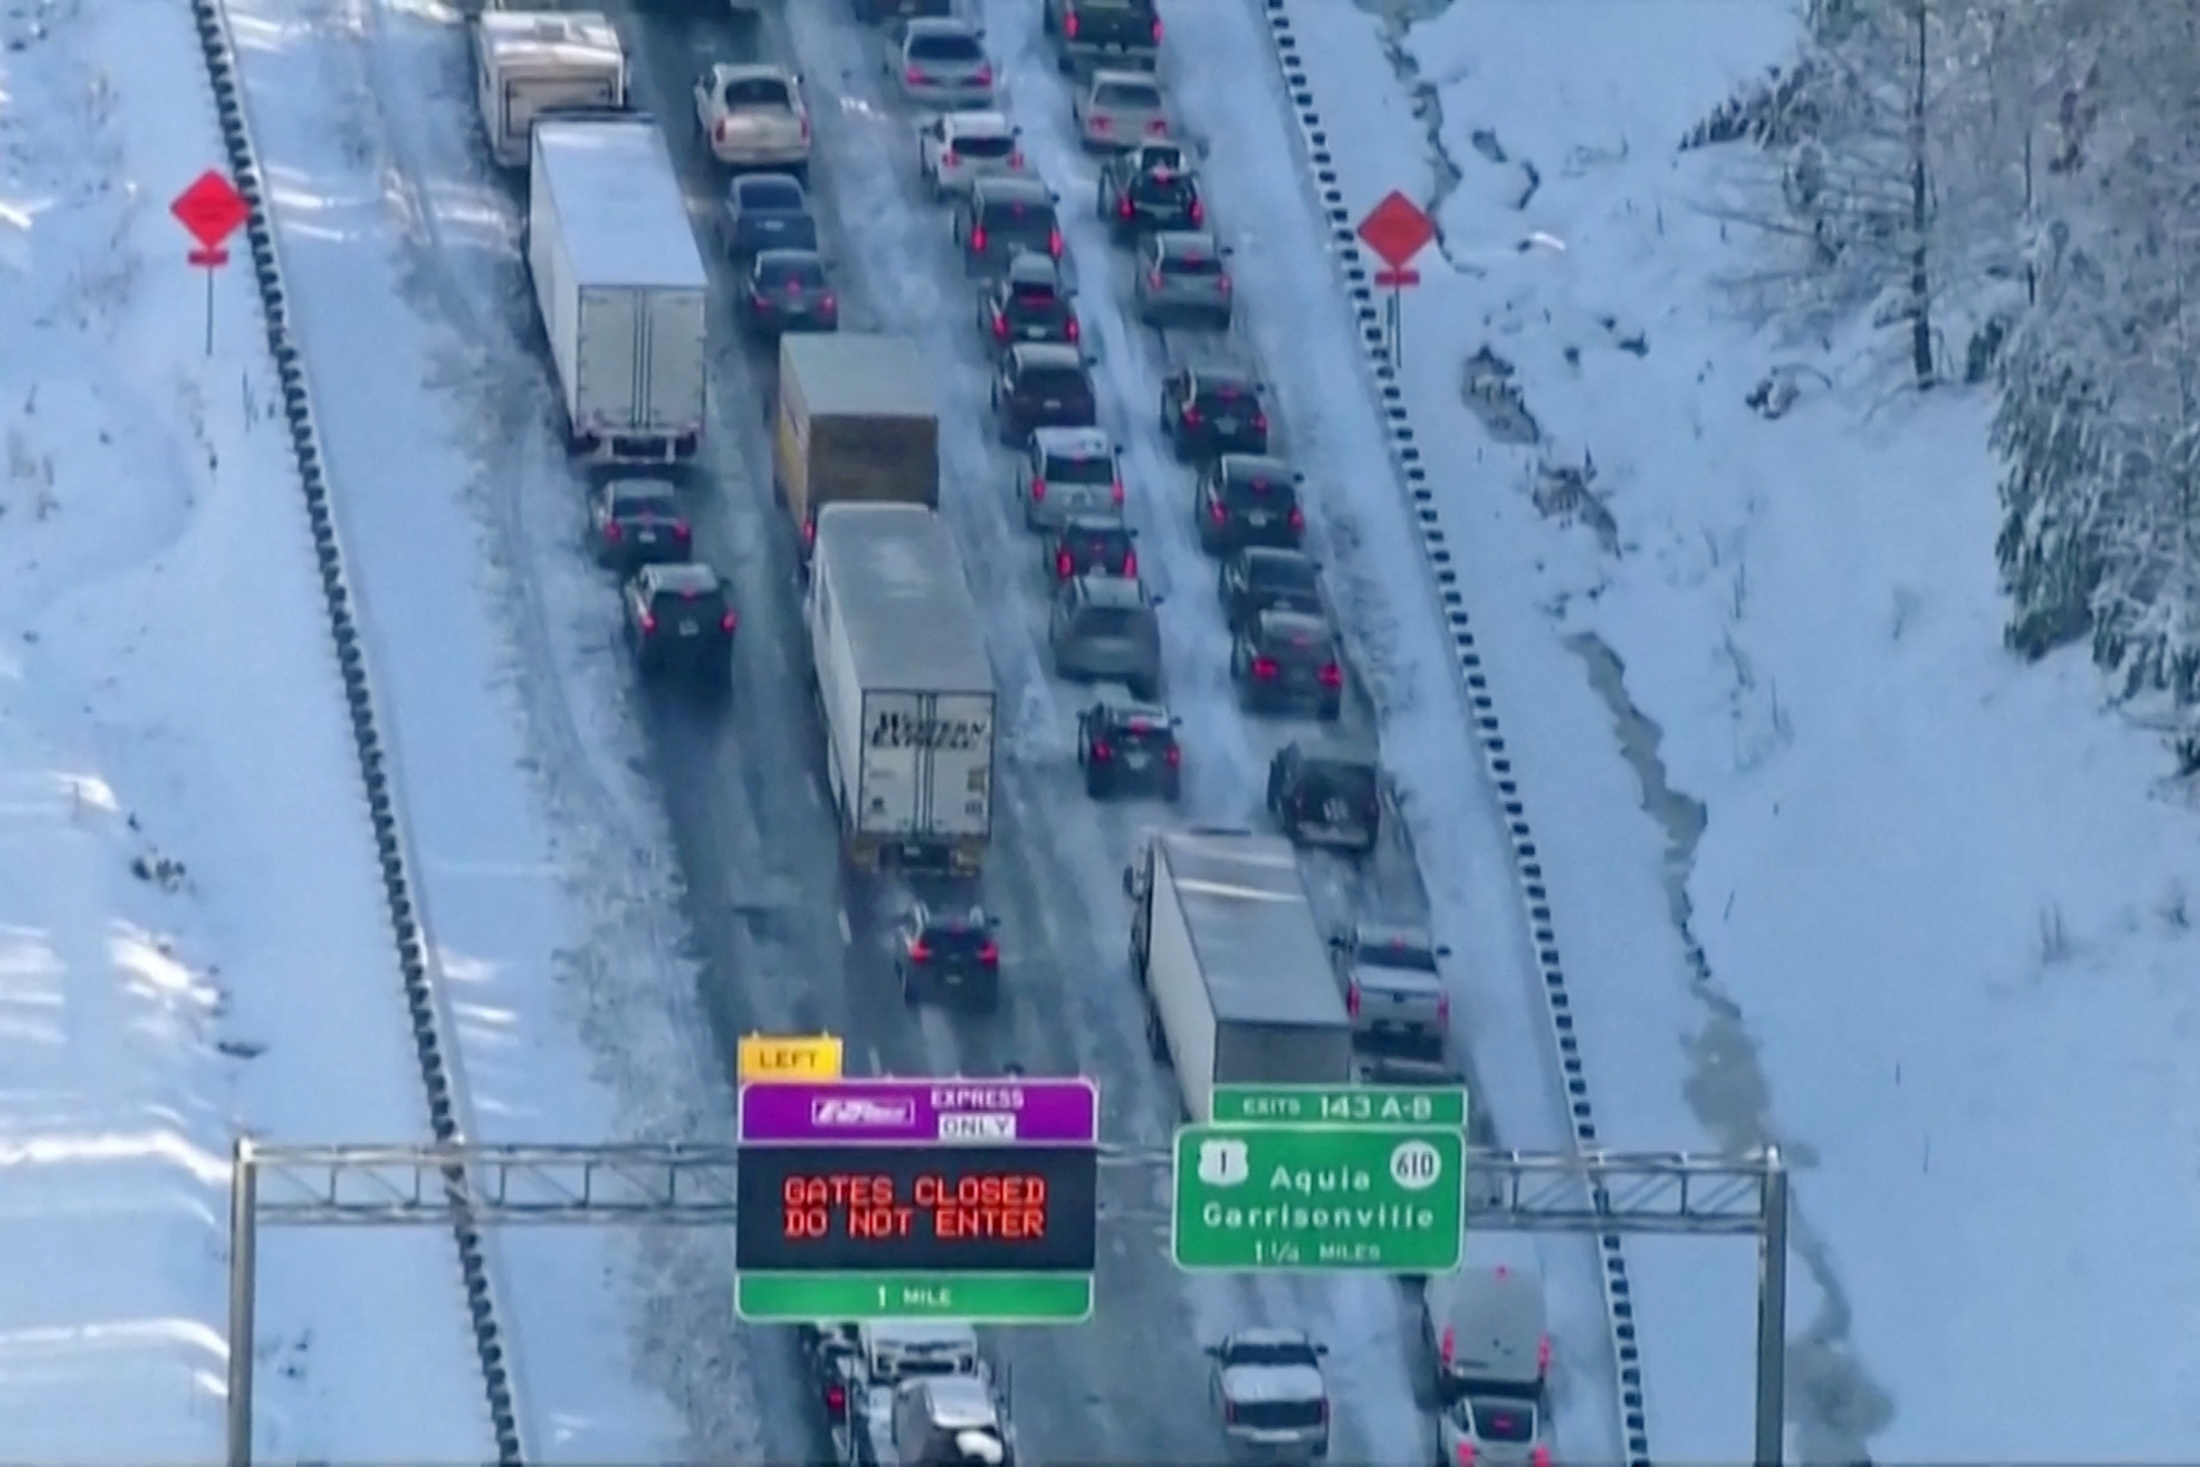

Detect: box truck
[527,117,708,464]
[775,334,939,558]
[807,504,996,874]
[1124,828,1353,1121]
[474,10,627,169]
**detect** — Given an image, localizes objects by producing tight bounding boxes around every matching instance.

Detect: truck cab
[474,10,626,169]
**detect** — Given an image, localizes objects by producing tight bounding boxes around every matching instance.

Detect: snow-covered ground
[0,0,498,1459]
[1283,0,2200,1460]
[214,0,743,1456]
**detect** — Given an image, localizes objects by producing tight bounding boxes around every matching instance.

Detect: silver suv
[1048,573,1162,700]
[1018,426,1124,531]
[1207,1329,1329,1461]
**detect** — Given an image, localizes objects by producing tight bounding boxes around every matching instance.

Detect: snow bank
[0,0,494,1457]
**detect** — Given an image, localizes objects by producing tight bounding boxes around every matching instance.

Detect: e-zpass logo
[811,1097,917,1128]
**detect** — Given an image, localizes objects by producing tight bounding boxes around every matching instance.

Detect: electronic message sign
[733,1143,1098,1273]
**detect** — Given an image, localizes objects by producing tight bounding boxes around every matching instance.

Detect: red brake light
[720,611,738,633]
[1008,149,1024,167]
[907,938,931,963]
[1065,316,1080,341]
[1440,1326,1456,1364]
[1181,405,1201,425]
[1030,477,1047,501]
[825,1382,847,1415]
[1148,269,1165,289]
[639,612,658,634]
[1319,663,1343,688]
[1147,118,1167,135]
[1251,656,1279,679]
[802,515,818,547]
[1531,1448,1551,1467]
[786,278,805,294]
[713,119,727,144]
[1208,500,1228,524]
[1056,550,1075,579]
[978,940,1000,965]
[1118,196,1135,219]
[1091,739,1113,761]
[1049,228,1064,257]
[1253,413,1269,431]
[1190,198,1204,223]
[970,224,988,253]
[992,312,1011,340]
[603,522,624,542]
[1163,744,1181,766]
[1455,1445,1475,1467]
[1538,1334,1553,1373]
[1091,115,1112,131]
[821,293,837,313]
[1110,479,1125,505]
[975,64,993,86]
[1151,15,1163,41]
[905,66,926,84]
[1122,549,1137,577]
[1436,991,1451,1022]
[1288,506,1305,530]
[1346,980,1361,1015]
[674,522,692,540]
[1063,9,1079,36]
[941,148,959,167]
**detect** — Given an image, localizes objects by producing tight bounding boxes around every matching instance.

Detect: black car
[1077,691,1181,801]
[1047,515,1137,582]
[1232,608,1342,719]
[853,0,954,21]
[954,177,1063,275]
[590,477,692,572]
[1160,364,1269,461]
[1196,454,1305,554]
[740,249,837,337]
[977,252,1080,353]
[1267,738,1379,854]
[718,173,818,257]
[623,562,736,688]
[1096,141,1202,239]
[1218,546,1324,637]
[895,901,1001,1009]
[992,342,1099,445]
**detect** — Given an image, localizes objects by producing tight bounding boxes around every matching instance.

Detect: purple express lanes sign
[739,1077,1099,1146]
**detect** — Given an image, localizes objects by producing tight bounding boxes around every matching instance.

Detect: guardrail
[1246,1,1654,1462]
[183,3,525,1460]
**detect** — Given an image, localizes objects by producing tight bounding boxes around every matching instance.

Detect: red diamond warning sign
[170,170,249,252]
[1357,191,1435,273]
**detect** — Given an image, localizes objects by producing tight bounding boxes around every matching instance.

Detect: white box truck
[527,117,708,465]
[1124,828,1354,1121]
[474,10,627,170]
[807,503,996,875]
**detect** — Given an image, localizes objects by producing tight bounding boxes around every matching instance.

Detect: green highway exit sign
[1172,1122,1465,1272]
[1212,1084,1468,1129]
[736,1273,1093,1323]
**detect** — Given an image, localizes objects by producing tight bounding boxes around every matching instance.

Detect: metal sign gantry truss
[226,1139,1788,1467]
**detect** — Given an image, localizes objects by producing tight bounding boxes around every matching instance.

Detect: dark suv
[992,342,1098,444]
[1078,689,1181,801]
[1232,608,1342,720]
[954,177,1064,275]
[623,563,736,689]
[1045,0,1160,73]
[895,901,1001,1010]
[1195,454,1305,554]
[1160,364,1270,460]
[977,252,1080,354]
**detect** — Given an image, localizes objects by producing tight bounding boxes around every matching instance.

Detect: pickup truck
[1328,921,1463,1085]
[1044,0,1159,75]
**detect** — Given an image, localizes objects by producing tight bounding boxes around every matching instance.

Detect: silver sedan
[1073,67,1169,151]
[894,19,995,111]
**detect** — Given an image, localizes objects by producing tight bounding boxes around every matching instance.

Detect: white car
[1436,1394,1549,1467]
[918,110,1027,199]
[694,62,810,174]
[1072,67,1168,151]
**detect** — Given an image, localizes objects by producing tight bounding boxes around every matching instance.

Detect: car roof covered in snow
[532,120,708,289]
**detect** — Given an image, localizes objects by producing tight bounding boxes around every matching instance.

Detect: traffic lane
[972,9,1441,1462]
[720,5,1236,1457]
